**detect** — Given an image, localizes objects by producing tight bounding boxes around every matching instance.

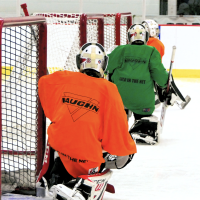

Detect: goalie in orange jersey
[142,19,165,60]
[142,19,165,109]
[38,43,137,200]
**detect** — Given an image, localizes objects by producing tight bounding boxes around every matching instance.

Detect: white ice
[104,78,200,200]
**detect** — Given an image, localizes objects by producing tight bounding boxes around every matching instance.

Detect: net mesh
[120,16,128,45]
[33,13,131,74]
[1,25,39,193]
[104,14,116,52]
[33,13,82,73]
[87,18,99,44]
[104,14,129,52]
[33,13,99,73]
[33,13,130,74]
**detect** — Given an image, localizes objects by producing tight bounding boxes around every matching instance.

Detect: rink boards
[159,25,200,78]
[2,25,200,78]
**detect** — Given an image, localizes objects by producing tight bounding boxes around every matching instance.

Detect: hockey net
[32,12,132,74]
[0,16,47,195]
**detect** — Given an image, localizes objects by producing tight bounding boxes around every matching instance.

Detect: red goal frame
[0,16,47,195]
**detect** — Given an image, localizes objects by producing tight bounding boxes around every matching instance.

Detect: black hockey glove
[155,74,186,106]
[155,84,178,105]
[155,84,166,103]
[164,87,177,105]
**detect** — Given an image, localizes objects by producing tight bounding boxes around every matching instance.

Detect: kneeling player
[38,43,137,199]
[129,77,187,145]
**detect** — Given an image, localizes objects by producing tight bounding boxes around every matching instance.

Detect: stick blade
[180,95,191,109]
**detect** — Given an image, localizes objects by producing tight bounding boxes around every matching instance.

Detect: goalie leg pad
[49,183,86,200]
[48,169,113,200]
[77,169,113,200]
[129,115,160,144]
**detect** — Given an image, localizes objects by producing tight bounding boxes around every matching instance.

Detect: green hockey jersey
[106,44,168,115]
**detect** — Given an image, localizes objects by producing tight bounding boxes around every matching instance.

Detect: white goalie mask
[76,43,108,77]
[127,24,149,45]
[142,19,159,38]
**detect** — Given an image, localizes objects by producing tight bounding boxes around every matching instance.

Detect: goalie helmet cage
[0,16,47,196]
[32,11,132,73]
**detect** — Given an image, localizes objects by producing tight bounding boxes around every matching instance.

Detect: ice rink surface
[104,78,200,200]
[2,78,200,200]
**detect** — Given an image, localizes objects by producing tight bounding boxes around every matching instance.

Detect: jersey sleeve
[149,47,168,88]
[101,83,137,156]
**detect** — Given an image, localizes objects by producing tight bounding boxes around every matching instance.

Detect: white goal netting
[33,12,132,74]
[1,17,47,195]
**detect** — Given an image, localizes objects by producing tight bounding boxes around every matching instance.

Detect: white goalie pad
[78,169,113,200]
[50,183,86,200]
[43,169,113,200]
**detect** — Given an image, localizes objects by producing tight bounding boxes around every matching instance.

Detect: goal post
[104,12,132,51]
[0,16,47,195]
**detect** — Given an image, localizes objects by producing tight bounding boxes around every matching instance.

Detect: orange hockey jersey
[147,37,165,59]
[38,71,137,178]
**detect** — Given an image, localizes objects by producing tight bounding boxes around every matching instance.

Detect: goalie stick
[21,4,37,42]
[21,3,49,75]
[175,95,191,109]
[170,78,191,109]
[159,46,176,135]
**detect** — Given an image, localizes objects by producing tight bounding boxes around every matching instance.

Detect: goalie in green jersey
[105,24,170,144]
